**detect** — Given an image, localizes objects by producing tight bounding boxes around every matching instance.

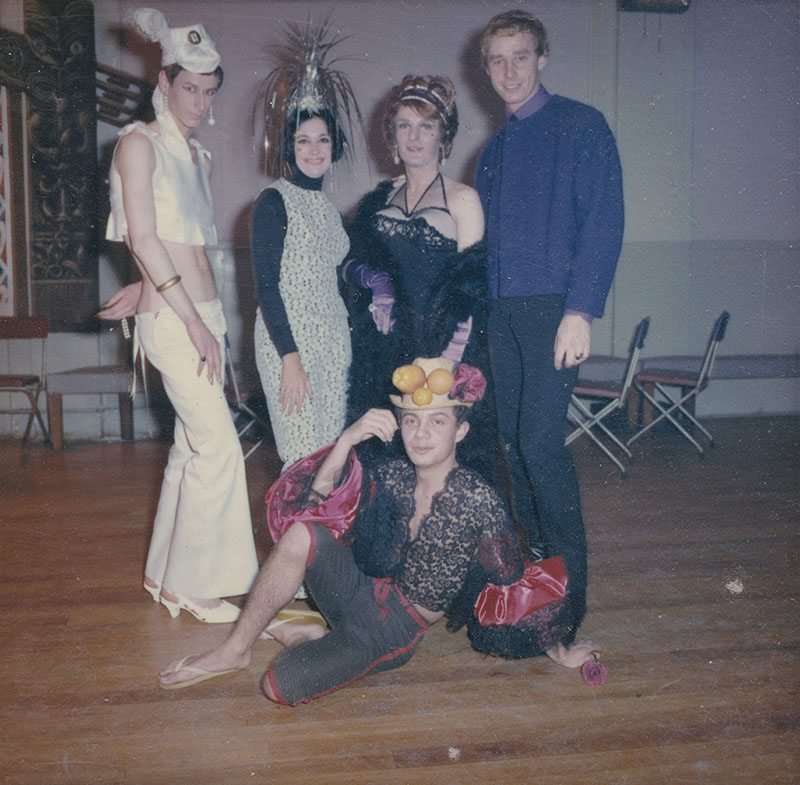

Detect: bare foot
[158,646,251,688]
[268,622,327,649]
[546,640,600,668]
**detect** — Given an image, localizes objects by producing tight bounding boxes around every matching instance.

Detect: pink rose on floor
[449,363,486,404]
[581,659,608,686]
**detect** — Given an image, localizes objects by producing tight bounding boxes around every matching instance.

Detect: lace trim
[374,214,456,250]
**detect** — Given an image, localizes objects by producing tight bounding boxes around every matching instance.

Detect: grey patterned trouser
[265,524,429,705]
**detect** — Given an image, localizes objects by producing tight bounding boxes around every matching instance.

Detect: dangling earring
[161,90,168,115]
[393,146,400,166]
[207,105,215,126]
[440,147,447,166]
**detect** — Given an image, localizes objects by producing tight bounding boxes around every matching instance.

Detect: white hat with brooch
[132,8,220,72]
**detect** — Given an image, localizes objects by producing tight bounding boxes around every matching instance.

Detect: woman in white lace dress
[251,110,351,469]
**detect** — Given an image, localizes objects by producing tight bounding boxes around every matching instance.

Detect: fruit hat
[390,357,486,410]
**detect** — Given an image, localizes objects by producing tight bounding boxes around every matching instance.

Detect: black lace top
[346,459,523,614]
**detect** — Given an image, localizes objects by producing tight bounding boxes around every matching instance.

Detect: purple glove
[441,317,473,363]
[348,262,395,335]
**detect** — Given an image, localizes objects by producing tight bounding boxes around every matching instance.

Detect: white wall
[2,0,798,441]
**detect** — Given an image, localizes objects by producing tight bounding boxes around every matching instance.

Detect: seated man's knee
[261,670,280,703]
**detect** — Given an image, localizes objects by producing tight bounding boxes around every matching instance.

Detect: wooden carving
[97,63,152,128]
[0,0,98,331]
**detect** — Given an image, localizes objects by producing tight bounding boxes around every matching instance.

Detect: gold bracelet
[155,274,181,293]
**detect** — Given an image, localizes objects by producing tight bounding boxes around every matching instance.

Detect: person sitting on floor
[158,357,598,704]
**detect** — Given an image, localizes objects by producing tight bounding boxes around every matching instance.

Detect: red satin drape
[474,556,567,626]
[264,443,362,544]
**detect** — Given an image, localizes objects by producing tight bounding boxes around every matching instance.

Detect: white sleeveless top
[106,112,217,247]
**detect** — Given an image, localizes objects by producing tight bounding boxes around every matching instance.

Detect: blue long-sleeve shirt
[475,92,624,318]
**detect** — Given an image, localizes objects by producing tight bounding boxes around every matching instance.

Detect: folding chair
[566,317,649,478]
[627,311,730,455]
[0,317,51,446]
[224,335,270,460]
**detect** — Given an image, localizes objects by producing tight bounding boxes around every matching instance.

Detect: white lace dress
[254,178,351,468]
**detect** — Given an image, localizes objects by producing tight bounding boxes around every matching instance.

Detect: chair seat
[641,353,799,380]
[635,369,700,386]
[46,365,136,449]
[0,374,41,388]
[572,379,623,399]
[47,365,133,395]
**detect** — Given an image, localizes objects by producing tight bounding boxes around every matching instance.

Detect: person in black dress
[343,75,493,476]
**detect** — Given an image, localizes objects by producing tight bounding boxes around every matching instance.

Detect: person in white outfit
[100,8,258,622]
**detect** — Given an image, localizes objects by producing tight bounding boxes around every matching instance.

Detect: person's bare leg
[159,522,312,687]
[546,640,600,668]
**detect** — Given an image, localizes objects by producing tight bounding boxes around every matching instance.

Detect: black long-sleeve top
[250,169,324,357]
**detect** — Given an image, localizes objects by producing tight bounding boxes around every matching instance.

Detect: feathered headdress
[257,18,363,178]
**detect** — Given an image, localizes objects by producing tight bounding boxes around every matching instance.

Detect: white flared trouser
[136,299,258,598]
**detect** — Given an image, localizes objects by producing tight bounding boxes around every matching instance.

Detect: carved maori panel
[0,0,98,331]
[0,87,12,316]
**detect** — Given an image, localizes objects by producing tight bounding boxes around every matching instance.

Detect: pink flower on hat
[449,363,486,404]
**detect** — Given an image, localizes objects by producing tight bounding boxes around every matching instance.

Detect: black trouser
[488,295,586,640]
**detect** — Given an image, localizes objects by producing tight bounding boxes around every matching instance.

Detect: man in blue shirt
[475,9,624,641]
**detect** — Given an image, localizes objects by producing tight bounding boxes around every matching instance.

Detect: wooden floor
[1,417,798,784]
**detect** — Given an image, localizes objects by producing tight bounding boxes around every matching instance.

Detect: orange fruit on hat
[393,364,426,393]
[412,386,433,406]
[426,368,454,395]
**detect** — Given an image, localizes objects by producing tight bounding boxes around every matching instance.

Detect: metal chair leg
[627,383,706,454]
[567,398,629,477]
